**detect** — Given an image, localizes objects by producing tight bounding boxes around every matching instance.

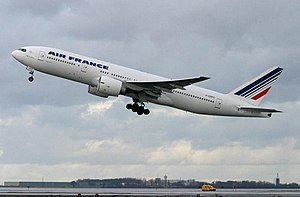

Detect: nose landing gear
[126,102,150,115]
[28,71,34,82]
[26,67,34,82]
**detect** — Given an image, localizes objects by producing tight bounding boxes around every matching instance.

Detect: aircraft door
[81,63,88,73]
[38,51,45,61]
[215,98,222,109]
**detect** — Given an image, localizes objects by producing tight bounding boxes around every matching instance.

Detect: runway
[1,188,300,197]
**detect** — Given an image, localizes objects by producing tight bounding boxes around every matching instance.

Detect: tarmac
[1,188,300,197]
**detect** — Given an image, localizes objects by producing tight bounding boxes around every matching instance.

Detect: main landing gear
[126,102,150,115]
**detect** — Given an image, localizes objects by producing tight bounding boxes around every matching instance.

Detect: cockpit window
[18,48,27,52]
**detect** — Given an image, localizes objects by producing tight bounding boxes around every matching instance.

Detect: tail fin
[229,66,283,106]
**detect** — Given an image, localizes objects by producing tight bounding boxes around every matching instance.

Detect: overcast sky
[1,0,300,184]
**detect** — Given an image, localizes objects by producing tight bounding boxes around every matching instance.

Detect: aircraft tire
[28,76,34,82]
[132,103,139,112]
[144,109,150,115]
[137,106,144,115]
[126,103,132,110]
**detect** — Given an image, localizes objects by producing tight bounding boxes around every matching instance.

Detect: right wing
[124,76,210,97]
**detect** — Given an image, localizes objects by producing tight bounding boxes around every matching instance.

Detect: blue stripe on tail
[234,67,283,96]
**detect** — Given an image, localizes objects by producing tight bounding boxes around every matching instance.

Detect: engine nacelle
[88,76,122,98]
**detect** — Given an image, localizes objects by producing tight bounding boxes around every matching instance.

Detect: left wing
[124,76,210,97]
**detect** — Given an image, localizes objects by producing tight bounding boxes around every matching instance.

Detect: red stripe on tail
[251,87,272,100]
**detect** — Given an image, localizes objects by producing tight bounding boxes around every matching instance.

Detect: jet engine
[88,76,123,98]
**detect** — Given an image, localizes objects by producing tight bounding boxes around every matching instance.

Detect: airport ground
[1,188,300,197]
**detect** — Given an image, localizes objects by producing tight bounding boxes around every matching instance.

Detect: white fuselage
[12,46,271,118]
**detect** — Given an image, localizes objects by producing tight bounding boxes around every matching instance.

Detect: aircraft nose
[11,50,24,62]
[11,50,17,59]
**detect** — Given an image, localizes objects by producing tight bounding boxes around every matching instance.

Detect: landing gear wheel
[144,109,150,115]
[137,106,144,115]
[126,103,132,110]
[132,103,139,112]
[28,76,34,82]
[126,101,151,115]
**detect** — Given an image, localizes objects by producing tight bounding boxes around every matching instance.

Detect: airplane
[11,46,283,118]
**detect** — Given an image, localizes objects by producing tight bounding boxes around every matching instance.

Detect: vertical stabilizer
[229,66,283,106]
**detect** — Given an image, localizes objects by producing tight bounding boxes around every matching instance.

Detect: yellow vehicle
[201,184,216,191]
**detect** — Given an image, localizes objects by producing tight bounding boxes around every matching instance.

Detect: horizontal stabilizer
[238,106,282,113]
